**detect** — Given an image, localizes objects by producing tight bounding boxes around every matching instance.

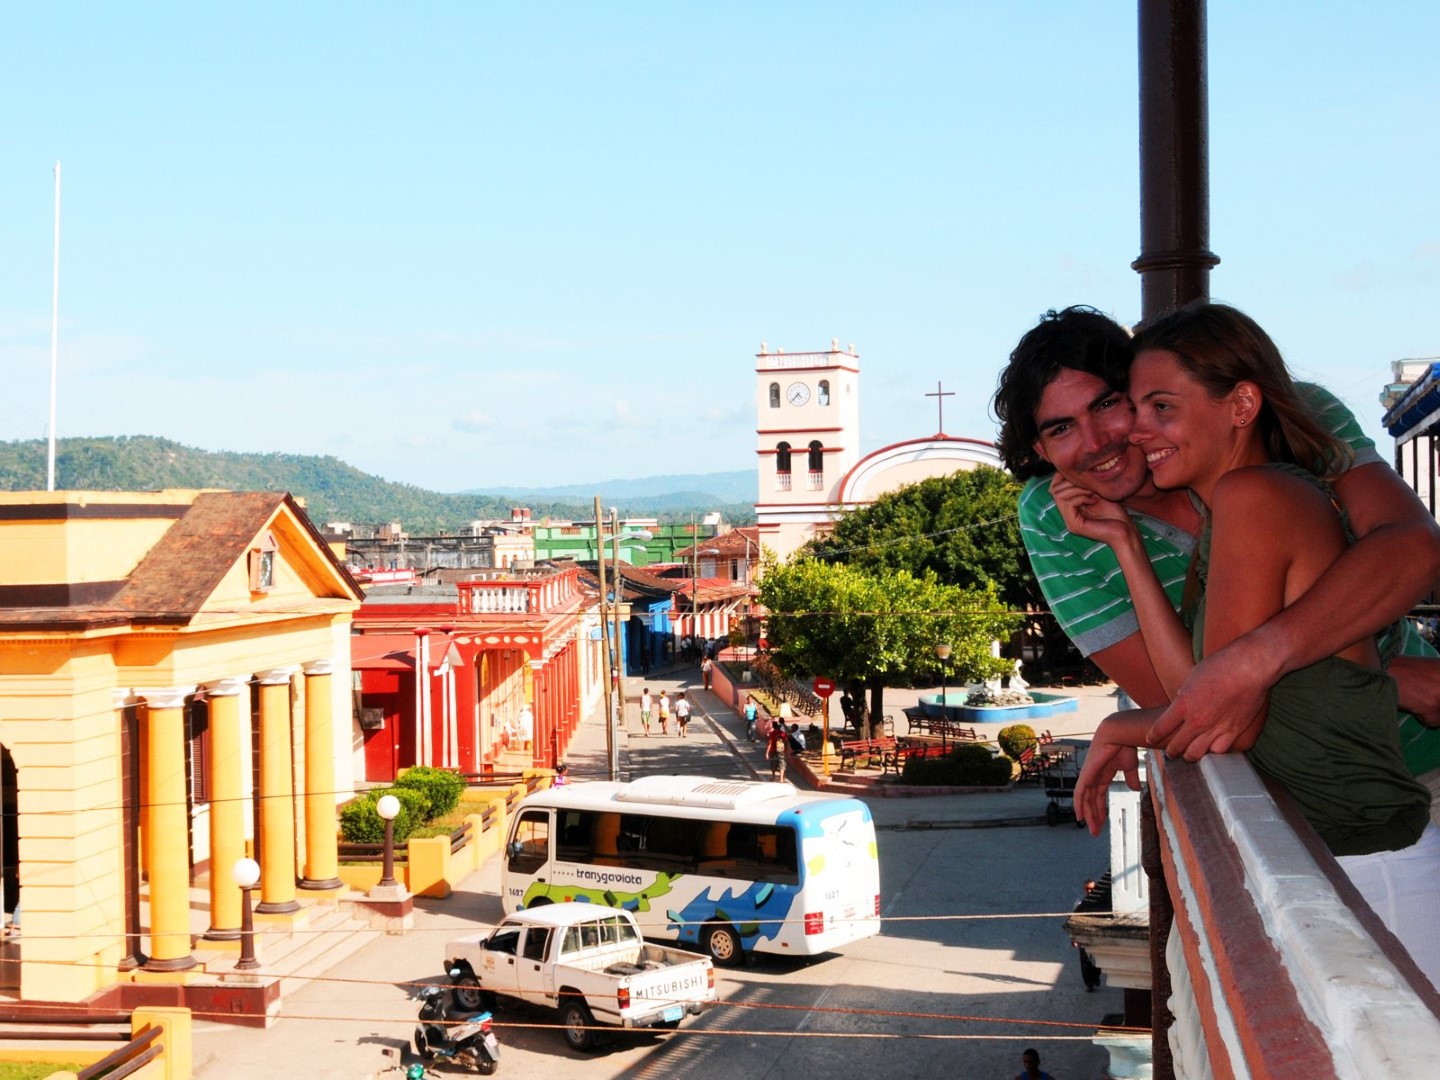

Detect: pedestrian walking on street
[640,687,653,737]
[766,716,788,781]
[658,691,671,735]
[674,693,692,737]
[743,695,759,742]
[1015,1047,1056,1080]
[700,656,714,691]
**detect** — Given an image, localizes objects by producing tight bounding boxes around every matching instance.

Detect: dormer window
[249,531,278,592]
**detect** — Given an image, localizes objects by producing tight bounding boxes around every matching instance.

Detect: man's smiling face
[1031,367,1152,502]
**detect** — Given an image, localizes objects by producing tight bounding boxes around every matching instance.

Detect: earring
[1238,419,1249,426]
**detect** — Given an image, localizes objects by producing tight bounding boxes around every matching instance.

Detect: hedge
[395,765,466,818]
[997,724,1037,760]
[339,786,431,844]
[899,743,1015,787]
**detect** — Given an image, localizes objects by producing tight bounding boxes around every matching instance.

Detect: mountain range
[470,470,755,505]
[0,436,757,534]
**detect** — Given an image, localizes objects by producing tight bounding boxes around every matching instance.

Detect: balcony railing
[775,472,792,491]
[807,470,824,490]
[456,565,580,615]
[1145,753,1440,1078]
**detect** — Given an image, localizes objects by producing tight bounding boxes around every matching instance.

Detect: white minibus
[502,775,880,965]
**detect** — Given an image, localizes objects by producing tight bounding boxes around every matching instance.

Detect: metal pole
[378,818,398,889]
[691,513,698,658]
[1134,0,1217,318]
[822,694,831,778]
[235,886,259,972]
[610,507,625,723]
[595,496,618,780]
[940,658,949,753]
[47,162,61,492]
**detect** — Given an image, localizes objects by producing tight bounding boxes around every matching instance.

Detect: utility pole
[609,506,625,750]
[594,496,617,780]
[690,512,699,657]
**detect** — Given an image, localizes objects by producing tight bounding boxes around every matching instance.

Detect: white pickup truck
[444,902,716,1052]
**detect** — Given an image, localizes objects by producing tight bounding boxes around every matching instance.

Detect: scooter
[413,972,501,1075]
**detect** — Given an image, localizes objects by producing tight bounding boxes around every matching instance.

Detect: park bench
[1015,731,1058,782]
[837,736,897,772]
[901,708,979,743]
[882,740,951,775]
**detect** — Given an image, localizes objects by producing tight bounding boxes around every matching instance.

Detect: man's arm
[1149,461,1440,758]
[1387,654,1440,728]
[1090,634,1170,708]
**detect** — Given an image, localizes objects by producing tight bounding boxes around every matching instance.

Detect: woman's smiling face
[1128,348,1247,499]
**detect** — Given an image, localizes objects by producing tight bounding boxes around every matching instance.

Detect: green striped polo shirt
[1017,382,1440,776]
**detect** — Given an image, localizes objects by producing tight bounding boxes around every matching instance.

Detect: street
[192,683,1121,1079]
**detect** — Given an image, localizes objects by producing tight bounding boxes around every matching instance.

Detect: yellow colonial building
[0,489,364,1005]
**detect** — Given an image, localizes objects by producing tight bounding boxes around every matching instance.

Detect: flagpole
[47,161,62,492]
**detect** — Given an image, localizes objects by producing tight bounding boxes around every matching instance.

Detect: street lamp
[376,794,401,889]
[934,643,953,753]
[232,857,261,972]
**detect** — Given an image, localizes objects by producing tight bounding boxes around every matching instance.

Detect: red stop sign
[812,677,835,698]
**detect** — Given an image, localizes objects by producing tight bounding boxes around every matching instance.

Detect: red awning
[350,633,418,672]
[351,630,465,673]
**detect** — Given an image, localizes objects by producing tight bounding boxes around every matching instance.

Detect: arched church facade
[754,340,1003,561]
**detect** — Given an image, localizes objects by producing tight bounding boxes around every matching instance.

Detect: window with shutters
[187,697,211,806]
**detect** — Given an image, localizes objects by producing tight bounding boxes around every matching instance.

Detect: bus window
[521,927,551,963]
[635,815,700,873]
[745,826,800,885]
[509,810,550,877]
[698,822,735,877]
[557,809,591,863]
[592,811,623,866]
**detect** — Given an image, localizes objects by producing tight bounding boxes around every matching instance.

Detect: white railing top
[1153,752,1440,1079]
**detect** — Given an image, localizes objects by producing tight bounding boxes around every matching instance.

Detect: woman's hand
[1051,475,1136,549]
[1073,712,1150,836]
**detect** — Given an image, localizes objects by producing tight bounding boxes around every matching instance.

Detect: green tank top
[1186,465,1429,857]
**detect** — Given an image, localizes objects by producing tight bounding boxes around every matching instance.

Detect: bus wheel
[704,923,743,966]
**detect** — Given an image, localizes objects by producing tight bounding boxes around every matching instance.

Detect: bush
[395,765,465,819]
[339,786,430,844]
[899,743,1014,786]
[997,724,1037,760]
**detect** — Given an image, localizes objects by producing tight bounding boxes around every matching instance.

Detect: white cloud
[452,409,493,434]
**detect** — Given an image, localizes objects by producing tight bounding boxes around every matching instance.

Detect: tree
[803,466,1040,610]
[756,556,1021,724]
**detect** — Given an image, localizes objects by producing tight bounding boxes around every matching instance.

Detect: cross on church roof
[925,380,955,435]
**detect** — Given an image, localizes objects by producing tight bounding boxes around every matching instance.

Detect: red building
[351,565,595,781]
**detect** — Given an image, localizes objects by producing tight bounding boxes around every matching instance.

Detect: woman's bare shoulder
[1211,465,1336,522]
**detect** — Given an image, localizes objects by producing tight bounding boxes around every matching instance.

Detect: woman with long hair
[1066,301,1440,987]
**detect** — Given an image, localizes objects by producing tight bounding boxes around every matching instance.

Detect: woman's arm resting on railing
[1073,709,1161,835]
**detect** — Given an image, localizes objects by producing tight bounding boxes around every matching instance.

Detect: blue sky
[2,3,1436,493]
